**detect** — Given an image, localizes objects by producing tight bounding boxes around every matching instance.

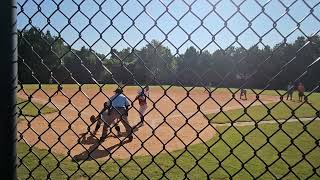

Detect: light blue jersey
[109,94,130,108]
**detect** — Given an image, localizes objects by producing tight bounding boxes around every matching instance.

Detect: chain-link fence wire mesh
[15,0,320,179]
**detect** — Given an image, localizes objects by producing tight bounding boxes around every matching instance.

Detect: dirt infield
[17,85,278,160]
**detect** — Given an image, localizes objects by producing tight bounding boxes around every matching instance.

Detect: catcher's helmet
[114,88,123,94]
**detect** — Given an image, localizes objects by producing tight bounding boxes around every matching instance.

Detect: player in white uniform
[136,86,149,127]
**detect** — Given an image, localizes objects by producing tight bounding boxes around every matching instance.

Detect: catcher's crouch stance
[91,88,133,142]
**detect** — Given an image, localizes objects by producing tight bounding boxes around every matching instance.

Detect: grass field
[207,92,320,124]
[17,120,320,179]
[16,84,320,179]
[17,97,57,117]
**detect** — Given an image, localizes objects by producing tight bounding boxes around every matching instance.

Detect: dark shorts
[298,92,304,97]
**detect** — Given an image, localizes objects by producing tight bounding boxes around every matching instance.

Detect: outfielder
[238,73,248,100]
[286,82,294,100]
[136,85,149,126]
[297,82,305,102]
[54,84,63,96]
[91,88,133,142]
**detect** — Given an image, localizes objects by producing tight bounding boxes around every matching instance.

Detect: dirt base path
[17,86,278,160]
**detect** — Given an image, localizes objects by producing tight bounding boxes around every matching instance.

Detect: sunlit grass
[206,93,320,123]
[17,97,57,117]
[18,120,320,179]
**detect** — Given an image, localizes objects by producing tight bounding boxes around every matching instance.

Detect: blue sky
[17,0,320,55]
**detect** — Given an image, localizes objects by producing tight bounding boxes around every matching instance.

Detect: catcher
[90,88,133,142]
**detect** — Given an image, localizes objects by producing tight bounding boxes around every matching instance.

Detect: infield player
[136,85,149,127]
[91,88,133,142]
[240,88,247,100]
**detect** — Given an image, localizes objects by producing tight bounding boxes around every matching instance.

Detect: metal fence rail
[8,0,320,179]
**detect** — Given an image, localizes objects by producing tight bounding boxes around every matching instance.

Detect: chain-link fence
[9,0,320,179]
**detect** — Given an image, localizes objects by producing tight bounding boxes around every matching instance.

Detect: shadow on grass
[73,136,133,162]
[73,125,142,162]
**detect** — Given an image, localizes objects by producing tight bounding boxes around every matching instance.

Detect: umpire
[98,88,133,142]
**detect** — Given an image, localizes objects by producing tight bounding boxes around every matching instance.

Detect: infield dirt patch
[17,85,278,160]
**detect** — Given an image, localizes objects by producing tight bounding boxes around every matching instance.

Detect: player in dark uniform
[55,84,63,96]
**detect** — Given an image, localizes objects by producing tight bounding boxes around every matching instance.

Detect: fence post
[0,0,18,179]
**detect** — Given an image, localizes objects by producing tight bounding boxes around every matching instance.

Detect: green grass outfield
[207,92,320,124]
[17,120,320,179]
[17,97,57,117]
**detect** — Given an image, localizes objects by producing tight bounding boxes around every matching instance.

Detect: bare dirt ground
[17,86,278,160]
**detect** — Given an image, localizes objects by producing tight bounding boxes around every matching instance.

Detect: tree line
[18,27,320,90]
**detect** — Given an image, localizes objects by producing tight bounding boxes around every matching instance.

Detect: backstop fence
[3,0,320,179]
